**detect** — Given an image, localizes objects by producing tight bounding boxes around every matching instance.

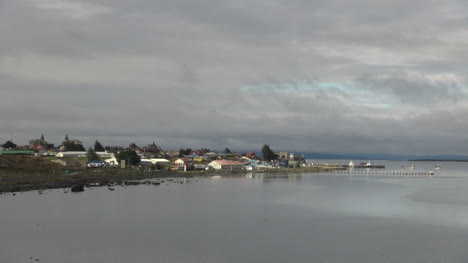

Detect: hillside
[0,155,67,174]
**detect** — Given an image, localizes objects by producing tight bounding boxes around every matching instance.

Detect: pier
[342,165,385,169]
[323,170,435,176]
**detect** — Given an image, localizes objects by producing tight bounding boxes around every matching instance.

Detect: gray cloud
[356,72,466,106]
[1,0,468,155]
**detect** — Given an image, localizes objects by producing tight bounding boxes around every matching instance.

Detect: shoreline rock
[71,185,85,192]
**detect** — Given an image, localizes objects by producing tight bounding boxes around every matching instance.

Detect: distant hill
[300,152,468,161]
[242,150,468,161]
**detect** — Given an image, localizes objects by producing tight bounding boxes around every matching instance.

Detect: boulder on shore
[71,185,85,192]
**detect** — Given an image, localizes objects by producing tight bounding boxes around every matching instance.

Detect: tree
[179,148,185,157]
[224,148,232,154]
[116,150,141,166]
[46,143,55,150]
[2,140,17,149]
[94,140,105,152]
[179,148,197,157]
[77,144,85,151]
[87,147,100,162]
[201,148,211,153]
[262,144,278,161]
[62,141,85,151]
[129,143,138,150]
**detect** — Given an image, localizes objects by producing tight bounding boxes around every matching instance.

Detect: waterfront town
[0,134,308,172]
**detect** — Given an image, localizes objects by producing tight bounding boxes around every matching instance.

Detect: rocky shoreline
[0,166,341,193]
[0,173,194,193]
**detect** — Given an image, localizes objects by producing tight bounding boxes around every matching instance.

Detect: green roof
[0,150,35,155]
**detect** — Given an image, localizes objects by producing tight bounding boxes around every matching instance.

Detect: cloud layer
[1,0,468,154]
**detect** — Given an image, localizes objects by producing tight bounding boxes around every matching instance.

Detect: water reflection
[2,162,468,263]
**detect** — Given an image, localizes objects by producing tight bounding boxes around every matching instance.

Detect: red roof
[33,145,44,151]
[246,152,257,158]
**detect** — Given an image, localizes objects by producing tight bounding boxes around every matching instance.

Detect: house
[205,152,217,157]
[146,158,170,165]
[59,134,84,151]
[190,150,202,156]
[95,152,115,158]
[140,158,171,170]
[289,160,300,168]
[174,158,186,167]
[277,159,289,167]
[193,157,204,162]
[278,152,288,159]
[104,156,118,166]
[245,159,260,168]
[52,159,82,167]
[29,134,54,152]
[208,160,244,170]
[56,151,115,158]
[246,152,257,159]
[56,151,87,158]
[141,141,161,156]
[258,162,274,169]
[241,156,251,162]
[140,158,171,167]
[87,161,107,168]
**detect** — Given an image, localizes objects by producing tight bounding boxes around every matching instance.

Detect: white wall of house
[208,160,222,170]
[208,160,244,170]
[56,152,87,158]
[96,152,115,158]
[104,157,118,166]
[175,159,185,166]
[142,158,171,165]
[56,151,114,158]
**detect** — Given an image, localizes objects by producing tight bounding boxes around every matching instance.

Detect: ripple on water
[408,187,468,206]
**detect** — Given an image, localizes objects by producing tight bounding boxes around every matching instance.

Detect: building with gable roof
[208,160,244,170]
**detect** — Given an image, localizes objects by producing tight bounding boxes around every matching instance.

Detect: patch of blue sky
[316,82,353,92]
[240,81,398,108]
[354,98,395,109]
[241,81,358,93]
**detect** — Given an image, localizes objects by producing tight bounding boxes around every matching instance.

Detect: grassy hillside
[0,155,67,174]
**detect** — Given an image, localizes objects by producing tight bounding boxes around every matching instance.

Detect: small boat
[348,161,354,168]
[409,164,415,169]
[435,164,440,170]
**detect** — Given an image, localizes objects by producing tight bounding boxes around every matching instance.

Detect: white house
[208,160,244,170]
[96,152,115,158]
[104,156,119,166]
[56,151,87,158]
[140,158,171,165]
[56,151,115,158]
[174,158,186,167]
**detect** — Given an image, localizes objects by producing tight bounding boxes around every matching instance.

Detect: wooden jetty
[323,170,434,176]
[342,165,385,169]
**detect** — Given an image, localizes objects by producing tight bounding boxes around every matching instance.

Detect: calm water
[2,160,468,263]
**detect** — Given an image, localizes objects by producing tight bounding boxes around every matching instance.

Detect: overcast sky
[1,0,468,154]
